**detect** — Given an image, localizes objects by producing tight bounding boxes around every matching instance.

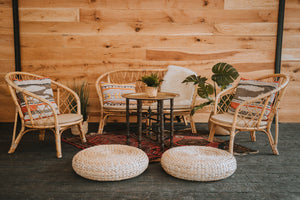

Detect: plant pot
[208,112,231,136]
[145,86,158,97]
[71,121,88,135]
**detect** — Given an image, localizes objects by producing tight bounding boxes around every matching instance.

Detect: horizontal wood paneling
[79,9,277,23]
[282,35,300,48]
[21,47,146,61]
[0,0,299,122]
[283,23,300,35]
[285,0,300,9]
[146,49,275,62]
[0,1,15,122]
[20,35,277,49]
[281,0,300,122]
[282,49,300,61]
[19,0,224,9]
[19,8,80,22]
[20,22,278,36]
[224,0,279,10]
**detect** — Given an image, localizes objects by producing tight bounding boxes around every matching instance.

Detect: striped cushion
[228,79,278,120]
[14,78,60,121]
[101,82,136,106]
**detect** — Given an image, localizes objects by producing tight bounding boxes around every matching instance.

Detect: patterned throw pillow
[14,78,60,121]
[101,82,136,106]
[228,79,278,120]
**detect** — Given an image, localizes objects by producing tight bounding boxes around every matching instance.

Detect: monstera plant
[182,62,239,115]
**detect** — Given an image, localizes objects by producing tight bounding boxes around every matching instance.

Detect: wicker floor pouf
[72,144,149,181]
[161,146,237,181]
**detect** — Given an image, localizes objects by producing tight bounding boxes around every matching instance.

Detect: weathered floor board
[0,123,299,200]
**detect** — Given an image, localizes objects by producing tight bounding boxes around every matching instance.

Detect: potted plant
[182,62,239,135]
[139,73,163,97]
[70,81,89,135]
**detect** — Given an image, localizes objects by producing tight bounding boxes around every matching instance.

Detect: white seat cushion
[25,113,82,126]
[211,113,267,127]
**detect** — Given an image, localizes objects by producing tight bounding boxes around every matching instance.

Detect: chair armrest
[214,86,236,115]
[51,81,81,115]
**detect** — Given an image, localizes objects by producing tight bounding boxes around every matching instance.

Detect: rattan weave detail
[161,146,237,181]
[72,144,149,181]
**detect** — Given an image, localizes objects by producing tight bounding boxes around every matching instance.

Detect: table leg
[137,99,142,148]
[126,98,130,145]
[159,100,164,151]
[170,98,174,147]
[156,100,160,142]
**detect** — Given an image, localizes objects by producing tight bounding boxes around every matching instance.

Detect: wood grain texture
[79,9,277,23]
[0,0,299,122]
[224,0,279,10]
[281,0,300,122]
[280,62,300,122]
[20,35,277,51]
[0,2,16,122]
[146,49,275,62]
[19,8,80,22]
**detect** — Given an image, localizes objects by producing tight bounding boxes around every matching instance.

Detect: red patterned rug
[63,132,258,162]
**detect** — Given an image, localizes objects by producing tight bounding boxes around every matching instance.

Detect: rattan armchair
[5,72,86,158]
[208,74,289,155]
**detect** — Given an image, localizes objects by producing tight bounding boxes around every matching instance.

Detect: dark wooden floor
[0,122,299,200]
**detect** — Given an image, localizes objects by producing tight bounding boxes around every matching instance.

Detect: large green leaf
[182,75,207,85]
[197,83,214,99]
[211,62,239,89]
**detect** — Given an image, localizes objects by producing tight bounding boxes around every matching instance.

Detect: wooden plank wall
[0,0,299,123]
[0,1,15,121]
[281,0,300,122]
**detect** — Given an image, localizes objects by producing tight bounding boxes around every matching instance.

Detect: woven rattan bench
[161,146,237,181]
[95,67,198,134]
[72,144,149,181]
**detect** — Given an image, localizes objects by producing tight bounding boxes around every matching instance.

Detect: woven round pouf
[161,146,236,181]
[72,144,149,181]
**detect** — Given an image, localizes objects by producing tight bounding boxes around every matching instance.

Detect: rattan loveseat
[95,67,198,134]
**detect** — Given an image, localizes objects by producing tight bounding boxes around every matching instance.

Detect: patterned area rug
[63,131,258,162]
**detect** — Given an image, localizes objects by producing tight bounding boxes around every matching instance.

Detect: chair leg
[183,115,188,126]
[274,111,279,147]
[8,112,25,154]
[264,129,279,155]
[97,115,108,134]
[208,123,216,142]
[190,114,197,134]
[78,123,87,143]
[39,129,45,141]
[250,131,256,142]
[54,128,62,158]
[228,129,236,155]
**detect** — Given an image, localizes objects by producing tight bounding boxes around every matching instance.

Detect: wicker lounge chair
[95,68,198,134]
[5,72,86,158]
[208,74,289,155]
